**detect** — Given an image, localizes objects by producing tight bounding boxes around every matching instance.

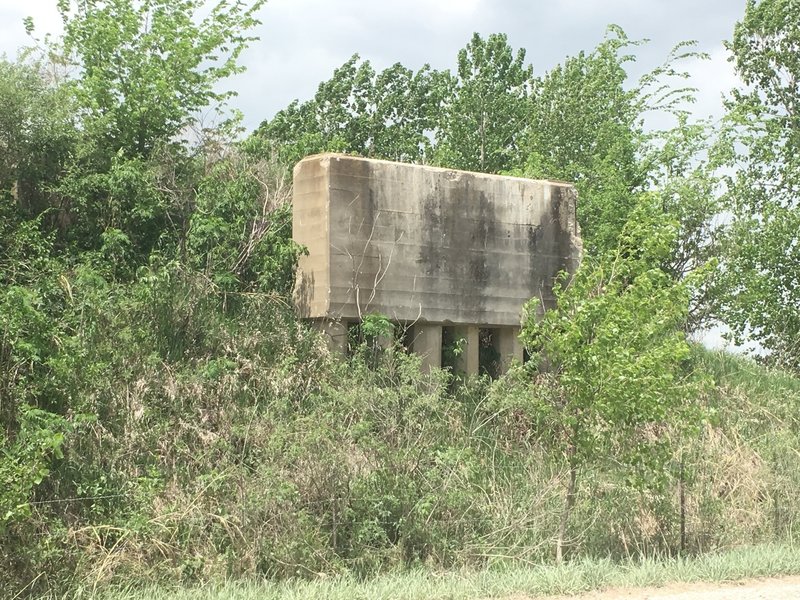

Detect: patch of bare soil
[505,576,800,600]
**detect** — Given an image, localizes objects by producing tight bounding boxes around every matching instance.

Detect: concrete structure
[292,153,582,376]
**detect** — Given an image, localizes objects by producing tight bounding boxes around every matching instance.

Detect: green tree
[520,202,706,563]
[261,55,374,163]
[187,136,304,295]
[719,0,800,369]
[56,0,265,160]
[644,116,723,330]
[0,60,75,219]
[0,58,75,539]
[522,27,707,258]
[39,0,266,267]
[435,32,532,173]
[259,55,449,165]
[522,27,644,254]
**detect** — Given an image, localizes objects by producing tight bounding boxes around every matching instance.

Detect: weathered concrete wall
[293,153,582,328]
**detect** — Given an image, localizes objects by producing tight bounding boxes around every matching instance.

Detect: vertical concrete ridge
[292,155,332,318]
[561,185,583,275]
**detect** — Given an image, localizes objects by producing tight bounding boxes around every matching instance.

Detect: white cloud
[401,0,481,18]
[684,45,740,121]
[0,0,62,59]
[0,0,746,132]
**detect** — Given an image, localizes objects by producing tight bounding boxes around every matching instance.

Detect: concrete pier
[411,324,443,372]
[452,325,480,376]
[312,319,349,354]
[494,327,524,373]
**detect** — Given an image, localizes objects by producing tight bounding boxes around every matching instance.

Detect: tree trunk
[679,458,686,554]
[479,109,486,171]
[556,458,578,564]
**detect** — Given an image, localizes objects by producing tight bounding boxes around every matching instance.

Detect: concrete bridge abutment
[293,154,582,379]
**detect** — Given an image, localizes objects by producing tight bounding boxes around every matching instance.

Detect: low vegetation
[98,543,800,600]
[3,284,800,596]
[2,0,800,597]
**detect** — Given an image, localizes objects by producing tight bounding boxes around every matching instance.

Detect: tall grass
[4,270,800,598]
[83,543,800,600]
[692,348,800,545]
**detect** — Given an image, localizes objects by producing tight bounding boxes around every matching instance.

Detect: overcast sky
[1,0,745,132]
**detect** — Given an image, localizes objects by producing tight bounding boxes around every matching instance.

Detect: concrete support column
[313,319,349,355]
[412,323,442,372]
[453,325,480,377]
[495,327,523,374]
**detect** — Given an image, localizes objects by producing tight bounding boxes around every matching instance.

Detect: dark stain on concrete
[466,191,495,315]
[418,193,443,276]
[527,223,544,254]
[310,155,581,325]
[416,175,496,320]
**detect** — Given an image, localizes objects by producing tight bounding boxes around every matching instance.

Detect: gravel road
[535,576,800,600]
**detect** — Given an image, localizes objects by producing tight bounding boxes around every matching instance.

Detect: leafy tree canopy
[435,32,533,173]
[519,199,708,561]
[259,54,451,165]
[55,0,266,161]
[720,0,800,369]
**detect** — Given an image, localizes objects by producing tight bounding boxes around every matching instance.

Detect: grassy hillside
[101,543,800,600]
[3,272,799,597]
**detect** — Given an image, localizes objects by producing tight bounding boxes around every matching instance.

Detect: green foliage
[521,27,714,264]
[0,3,308,593]
[435,33,532,173]
[521,203,704,472]
[629,114,724,333]
[517,27,721,336]
[718,0,800,369]
[2,256,797,595]
[4,2,800,596]
[0,60,75,217]
[57,154,168,268]
[187,137,304,295]
[441,328,466,374]
[40,0,269,271]
[258,55,450,165]
[0,207,71,543]
[1,406,66,528]
[522,27,644,254]
[359,313,394,341]
[259,32,532,174]
[56,0,266,160]
[519,202,708,560]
